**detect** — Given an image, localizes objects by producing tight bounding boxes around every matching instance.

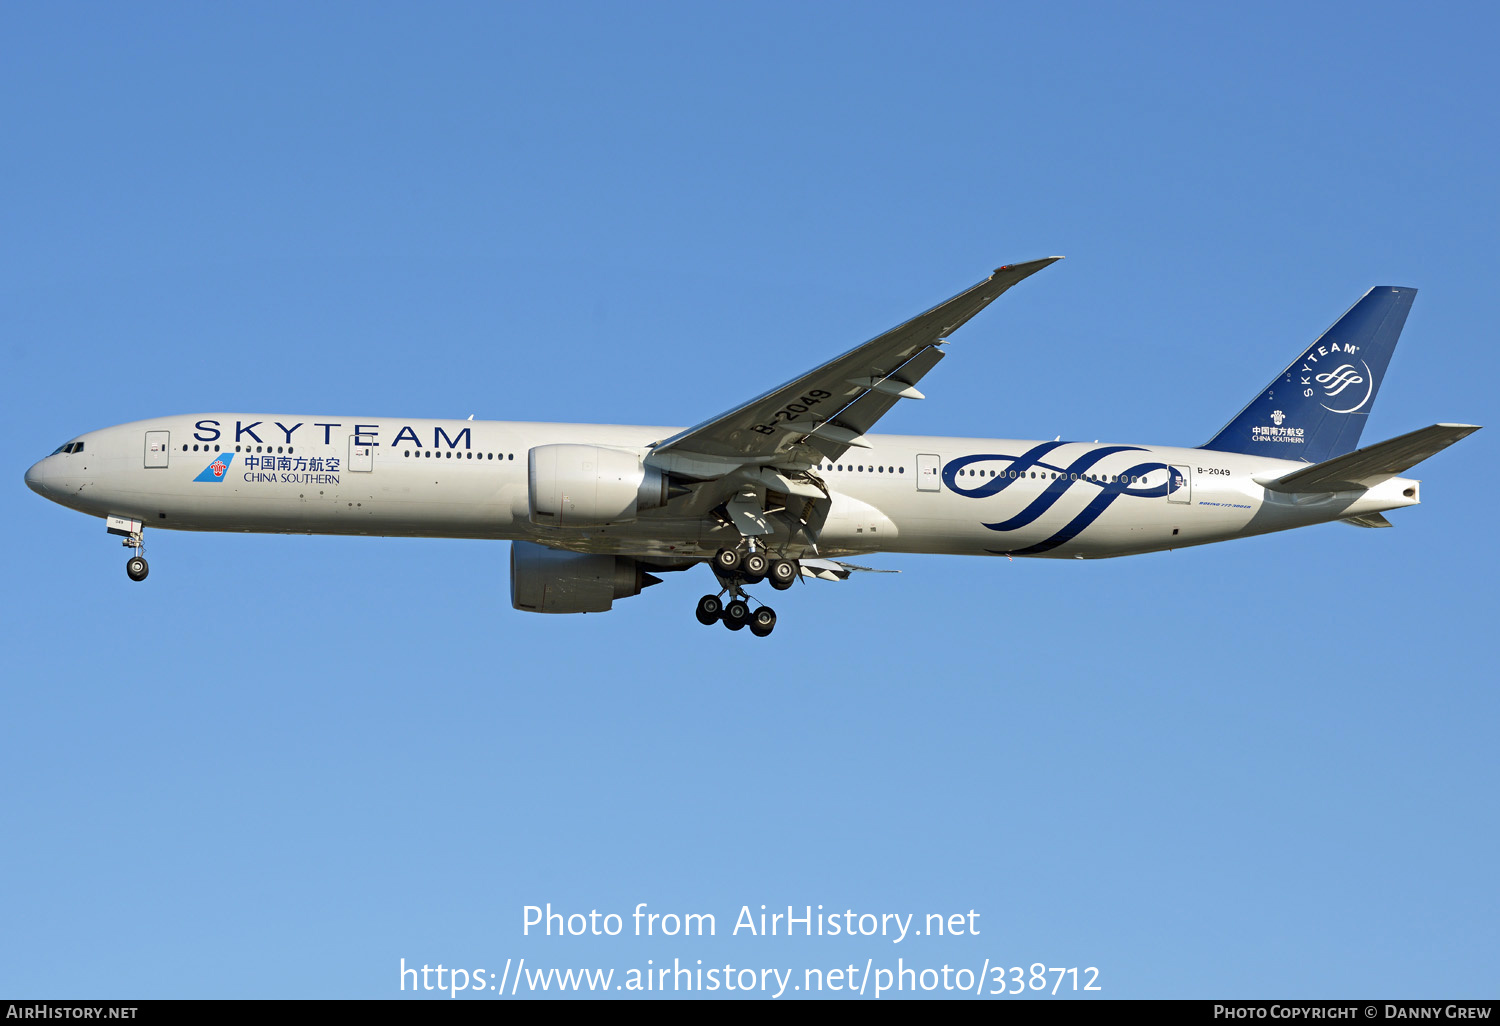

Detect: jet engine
[510,540,662,614]
[527,444,669,527]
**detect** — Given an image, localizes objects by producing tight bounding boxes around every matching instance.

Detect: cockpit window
[49,441,83,455]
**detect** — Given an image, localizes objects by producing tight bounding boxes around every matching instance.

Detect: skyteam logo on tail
[1316,359,1374,413]
[193,452,234,482]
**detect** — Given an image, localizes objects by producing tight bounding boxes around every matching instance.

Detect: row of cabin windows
[181,444,296,453]
[819,463,904,474]
[957,469,1148,484]
[404,451,513,460]
[814,460,1149,486]
[177,443,515,462]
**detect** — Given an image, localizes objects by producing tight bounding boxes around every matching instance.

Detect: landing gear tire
[723,599,750,631]
[713,547,742,574]
[694,594,722,626]
[126,556,149,582]
[741,551,769,583]
[768,559,797,590]
[749,606,777,637]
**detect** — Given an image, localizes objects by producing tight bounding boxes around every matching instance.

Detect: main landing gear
[708,546,797,590]
[694,547,799,637]
[695,593,778,637]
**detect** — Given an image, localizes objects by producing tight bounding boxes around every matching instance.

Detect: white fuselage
[25,413,1422,561]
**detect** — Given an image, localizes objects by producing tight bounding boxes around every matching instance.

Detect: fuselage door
[916,453,941,492]
[144,430,170,468]
[349,437,374,473]
[1167,464,1191,504]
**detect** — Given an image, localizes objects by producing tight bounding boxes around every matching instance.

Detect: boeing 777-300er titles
[25,258,1480,637]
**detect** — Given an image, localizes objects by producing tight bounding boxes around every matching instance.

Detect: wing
[648,257,1062,471]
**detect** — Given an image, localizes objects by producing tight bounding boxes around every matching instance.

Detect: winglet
[991,256,1064,281]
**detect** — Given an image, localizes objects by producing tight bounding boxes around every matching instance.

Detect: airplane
[25,257,1479,637]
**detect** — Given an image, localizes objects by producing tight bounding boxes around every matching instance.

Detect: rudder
[1200,286,1416,463]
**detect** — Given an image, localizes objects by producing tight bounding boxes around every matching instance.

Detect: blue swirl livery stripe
[941,443,1178,555]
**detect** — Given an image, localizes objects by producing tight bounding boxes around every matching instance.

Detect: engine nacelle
[510,540,661,614]
[528,444,668,527]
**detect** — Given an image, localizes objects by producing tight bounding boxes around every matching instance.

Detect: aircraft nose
[25,458,59,498]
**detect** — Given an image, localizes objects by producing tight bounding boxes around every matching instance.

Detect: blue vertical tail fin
[1200,287,1416,463]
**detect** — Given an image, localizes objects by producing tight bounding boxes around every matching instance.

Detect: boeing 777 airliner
[25,258,1479,636]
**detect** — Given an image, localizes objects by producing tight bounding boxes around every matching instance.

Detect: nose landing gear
[107,518,150,582]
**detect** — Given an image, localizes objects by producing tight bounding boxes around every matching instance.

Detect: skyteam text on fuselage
[25,259,1479,637]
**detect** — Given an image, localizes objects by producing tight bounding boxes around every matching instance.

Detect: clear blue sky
[3,1,1495,1000]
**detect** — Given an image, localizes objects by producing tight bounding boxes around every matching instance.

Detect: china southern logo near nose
[193,453,234,483]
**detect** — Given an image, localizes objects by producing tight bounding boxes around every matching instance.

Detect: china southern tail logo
[193,453,234,483]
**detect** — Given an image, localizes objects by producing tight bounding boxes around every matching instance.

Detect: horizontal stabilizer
[1340,513,1393,528]
[1260,423,1480,493]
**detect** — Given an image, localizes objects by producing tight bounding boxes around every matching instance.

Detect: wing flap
[798,558,900,581]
